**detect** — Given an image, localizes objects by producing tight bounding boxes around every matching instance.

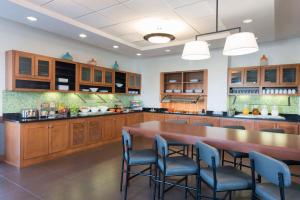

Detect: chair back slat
[122,130,132,150]
[249,151,291,187]
[155,135,168,157]
[195,141,220,167]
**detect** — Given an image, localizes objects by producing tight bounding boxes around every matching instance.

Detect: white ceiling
[0,0,299,57]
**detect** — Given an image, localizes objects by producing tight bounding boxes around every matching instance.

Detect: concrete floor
[0,137,298,200]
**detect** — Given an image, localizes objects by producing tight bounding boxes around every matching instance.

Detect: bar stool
[153,135,198,200]
[191,122,213,159]
[120,130,156,200]
[196,141,252,200]
[249,151,300,200]
[260,128,300,177]
[165,119,189,156]
[221,125,249,169]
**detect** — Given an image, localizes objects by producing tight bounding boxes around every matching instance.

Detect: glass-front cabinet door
[228,68,244,86]
[280,65,298,85]
[261,66,279,86]
[104,69,113,85]
[128,73,135,88]
[15,52,35,78]
[93,67,103,84]
[35,56,52,80]
[244,67,260,86]
[135,74,141,88]
[80,65,92,83]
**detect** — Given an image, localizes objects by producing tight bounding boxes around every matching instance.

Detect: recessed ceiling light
[79,33,87,38]
[165,49,171,52]
[113,45,119,49]
[243,19,253,24]
[136,53,142,56]
[26,16,38,22]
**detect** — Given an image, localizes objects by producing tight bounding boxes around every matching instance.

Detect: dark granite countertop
[3,109,299,123]
[3,111,142,123]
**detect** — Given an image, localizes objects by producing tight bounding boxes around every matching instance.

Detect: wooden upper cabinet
[93,66,103,85]
[228,68,244,86]
[127,73,142,89]
[244,67,260,86]
[70,119,87,148]
[15,51,35,78]
[128,73,135,88]
[279,65,299,86]
[49,121,69,153]
[35,55,52,80]
[104,69,114,85]
[261,66,280,86]
[79,64,92,83]
[23,123,49,160]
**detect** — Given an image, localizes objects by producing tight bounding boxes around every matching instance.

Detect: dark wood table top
[124,121,300,161]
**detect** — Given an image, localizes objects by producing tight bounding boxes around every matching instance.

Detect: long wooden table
[124,121,300,161]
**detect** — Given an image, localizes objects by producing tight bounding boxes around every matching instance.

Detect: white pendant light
[223,32,259,56]
[182,40,210,60]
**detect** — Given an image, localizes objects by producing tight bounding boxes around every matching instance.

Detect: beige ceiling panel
[165,0,204,9]
[77,12,115,28]
[44,0,92,18]
[26,0,52,5]
[72,0,120,11]
[120,32,144,42]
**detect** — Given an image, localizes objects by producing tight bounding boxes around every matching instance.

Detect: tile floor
[0,137,298,200]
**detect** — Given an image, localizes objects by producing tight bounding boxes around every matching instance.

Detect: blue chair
[260,128,300,177]
[221,125,249,169]
[249,151,300,200]
[120,130,156,200]
[196,141,252,200]
[165,119,190,156]
[153,135,198,200]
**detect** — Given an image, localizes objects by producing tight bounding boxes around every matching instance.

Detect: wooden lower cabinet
[115,115,126,138]
[126,113,143,125]
[143,113,164,122]
[70,119,87,148]
[23,122,49,160]
[254,120,277,131]
[189,116,220,126]
[274,121,298,134]
[102,116,116,141]
[87,118,102,144]
[220,118,254,130]
[49,121,69,153]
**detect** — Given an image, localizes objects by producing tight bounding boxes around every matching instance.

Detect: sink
[234,114,285,120]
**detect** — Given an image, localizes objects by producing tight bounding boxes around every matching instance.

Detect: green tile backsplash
[228,95,299,114]
[2,91,139,113]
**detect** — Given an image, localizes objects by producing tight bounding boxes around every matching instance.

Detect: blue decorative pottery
[113,61,119,71]
[62,52,73,61]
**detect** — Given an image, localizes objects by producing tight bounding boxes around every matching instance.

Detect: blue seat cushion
[125,149,156,165]
[256,182,300,200]
[200,166,252,192]
[226,150,248,158]
[158,156,197,176]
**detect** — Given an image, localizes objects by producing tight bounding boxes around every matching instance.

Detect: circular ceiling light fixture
[182,40,210,60]
[27,16,38,22]
[243,19,253,24]
[223,32,259,56]
[144,33,175,44]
